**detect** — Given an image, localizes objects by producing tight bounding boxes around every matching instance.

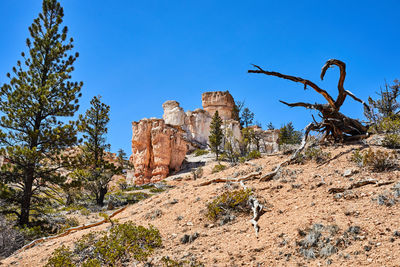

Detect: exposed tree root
[239,181,265,237]
[328,179,379,193]
[197,171,262,186]
[14,205,128,254]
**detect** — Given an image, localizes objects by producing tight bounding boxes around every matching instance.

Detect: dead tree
[248,59,369,142]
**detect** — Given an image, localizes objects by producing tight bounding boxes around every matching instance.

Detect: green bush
[149,187,166,193]
[58,217,80,233]
[206,189,252,221]
[194,149,208,157]
[46,222,162,267]
[80,208,91,217]
[383,133,400,149]
[247,150,261,160]
[45,245,75,267]
[211,164,226,173]
[351,148,397,172]
[295,147,331,164]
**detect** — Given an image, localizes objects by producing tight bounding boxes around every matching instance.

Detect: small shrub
[379,117,400,133]
[46,222,162,266]
[45,245,75,267]
[351,148,397,172]
[194,149,208,157]
[206,189,252,221]
[149,187,165,193]
[117,178,128,190]
[239,157,247,163]
[211,164,226,173]
[247,150,261,160]
[350,149,364,167]
[58,217,80,233]
[296,224,363,260]
[80,208,90,217]
[383,133,400,148]
[295,147,331,164]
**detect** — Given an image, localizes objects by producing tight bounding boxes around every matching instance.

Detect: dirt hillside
[2,143,400,267]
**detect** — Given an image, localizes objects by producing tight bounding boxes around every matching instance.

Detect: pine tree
[117,148,127,169]
[267,122,275,130]
[0,0,82,225]
[77,96,119,206]
[241,107,254,128]
[278,122,302,145]
[365,80,400,126]
[209,111,223,160]
[232,100,244,124]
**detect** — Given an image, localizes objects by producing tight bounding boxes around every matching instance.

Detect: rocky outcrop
[131,119,187,185]
[248,127,280,153]
[130,90,279,184]
[202,91,235,120]
[162,100,186,126]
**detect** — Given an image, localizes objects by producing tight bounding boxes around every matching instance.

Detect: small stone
[343,169,353,177]
[393,230,400,237]
[186,221,194,226]
[364,245,372,252]
[367,258,373,263]
[169,199,178,204]
[208,224,215,228]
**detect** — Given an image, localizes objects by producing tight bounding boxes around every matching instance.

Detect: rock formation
[202,91,235,120]
[162,100,185,126]
[131,119,187,184]
[130,90,279,184]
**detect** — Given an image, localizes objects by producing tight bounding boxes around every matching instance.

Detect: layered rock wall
[130,90,279,184]
[131,119,187,184]
[202,91,235,120]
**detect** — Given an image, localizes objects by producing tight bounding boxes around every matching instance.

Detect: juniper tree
[209,111,223,160]
[0,0,82,225]
[77,96,119,206]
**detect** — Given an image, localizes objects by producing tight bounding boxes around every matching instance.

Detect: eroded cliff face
[130,91,278,184]
[131,119,187,185]
[202,91,235,120]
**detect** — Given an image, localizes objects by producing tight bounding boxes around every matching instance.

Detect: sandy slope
[2,144,400,267]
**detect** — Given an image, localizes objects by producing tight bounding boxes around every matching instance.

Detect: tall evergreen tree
[241,107,254,128]
[0,0,82,225]
[278,122,302,145]
[232,100,244,125]
[209,111,223,160]
[77,96,119,206]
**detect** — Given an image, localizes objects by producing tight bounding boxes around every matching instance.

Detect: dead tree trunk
[248,59,369,142]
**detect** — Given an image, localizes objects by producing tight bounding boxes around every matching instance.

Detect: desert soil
[2,143,400,267]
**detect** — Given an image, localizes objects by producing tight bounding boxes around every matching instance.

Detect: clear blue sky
[0,1,399,154]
